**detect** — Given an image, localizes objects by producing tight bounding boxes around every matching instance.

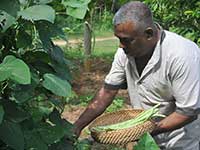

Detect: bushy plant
[0,0,91,149]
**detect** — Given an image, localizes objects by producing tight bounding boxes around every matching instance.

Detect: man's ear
[144,27,153,40]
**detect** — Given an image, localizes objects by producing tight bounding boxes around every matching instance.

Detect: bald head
[113,1,154,31]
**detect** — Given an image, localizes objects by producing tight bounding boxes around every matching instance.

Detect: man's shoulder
[164,30,198,48]
[163,30,199,59]
[114,48,128,61]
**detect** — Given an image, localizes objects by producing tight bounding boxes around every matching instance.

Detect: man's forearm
[74,87,118,134]
[152,111,197,135]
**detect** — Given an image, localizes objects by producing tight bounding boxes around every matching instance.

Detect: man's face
[114,21,150,58]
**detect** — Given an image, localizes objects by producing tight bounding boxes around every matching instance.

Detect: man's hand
[73,87,118,138]
[152,111,197,136]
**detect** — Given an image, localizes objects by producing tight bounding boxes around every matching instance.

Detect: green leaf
[36,21,67,49]
[3,101,29,123]
[66,5,88,19]
[49,138,74,150]
[62,0,91,7]
[23,50,50,64]
[42,73,71,97]
[24,130,48,150]
[0,11,16,32]
[16,29,32,48]
[0,0,20,17]
[11,84,35,103]
[134,132,159,150]
[31,60,55,75]
[34,0,53,4]
[0,55,31,84]
[0,120,24,150]
[184,10,193,15]
[37,122,66,145]
[0,105,4,124]
[18,5,55,23]
[62,0,91,19]
[49,109,74,139]
[50,45,66,65]
[18,0,28,6]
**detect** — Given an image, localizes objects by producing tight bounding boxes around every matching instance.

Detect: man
[74,1,200,149]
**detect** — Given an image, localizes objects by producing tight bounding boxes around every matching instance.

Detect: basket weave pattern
[89,109,156,145]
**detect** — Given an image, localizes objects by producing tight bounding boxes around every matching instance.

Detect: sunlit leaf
[18,5,55,23]
[42,73,71,97]
[66,5,88,19]
[62,0,91,7]
[34,0,53,4]
[0,55,31,84]
[0,11,16,32]
[134,132,159,150]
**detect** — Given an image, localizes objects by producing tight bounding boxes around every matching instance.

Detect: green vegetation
[134,132,159,150]
[0,0,91,149]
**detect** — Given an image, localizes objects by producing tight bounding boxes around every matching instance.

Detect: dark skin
[73,21,196,137]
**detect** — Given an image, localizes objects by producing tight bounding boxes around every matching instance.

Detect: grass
[63,34,118,62]
[92,38,118,58]
[66,30,115,42]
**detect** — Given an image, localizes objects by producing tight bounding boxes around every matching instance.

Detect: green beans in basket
[91,103,165,132]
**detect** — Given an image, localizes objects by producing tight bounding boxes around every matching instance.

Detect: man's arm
[152,112,197,135]
[73,86,118,137]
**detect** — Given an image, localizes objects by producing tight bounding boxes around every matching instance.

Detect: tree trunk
[83,21,92,72]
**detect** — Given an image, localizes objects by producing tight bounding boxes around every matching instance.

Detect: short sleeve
[104,48,127,90]
[170,52,200,116]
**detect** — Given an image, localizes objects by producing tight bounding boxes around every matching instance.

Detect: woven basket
[89,109,156,145]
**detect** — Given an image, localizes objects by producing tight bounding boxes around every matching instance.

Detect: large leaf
[50,45,66,65]
[16,29,32,48]
[36,21,67,49]
[18,5,55,23]
[0,55,31,84]
[42,73,71,97]
[3,101,29,123]
[0,11,16,33]
[66,5,88,19]
[62,0,91,19]
[0,105,4,124]
[49,138,74,150]
[11,84,35,103]
[24,130,48,150]
[34,0,53,4]
[31,60,55,75]
[134,132,159,150]
[23,50,50,64]
[0,120,24,150]
[62,0,91,7]
[49,109,74,140]
[0,0,20,17]
[37,122,66,145]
